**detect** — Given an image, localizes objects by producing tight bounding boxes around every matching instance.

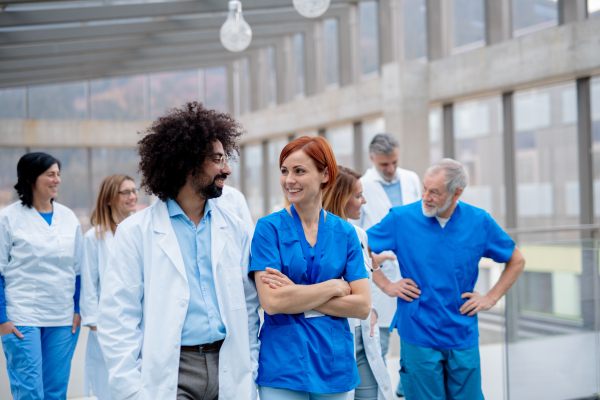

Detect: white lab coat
[351,167,421,327]
[215,185,255,239]
[0,201,82,327]
[81,227,115,400]
[97,199,260,400]
[347,226,394,400]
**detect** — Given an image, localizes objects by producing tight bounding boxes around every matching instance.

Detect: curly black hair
[137,102,244,201]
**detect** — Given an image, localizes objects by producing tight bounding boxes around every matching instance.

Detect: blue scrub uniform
[249,209,368,394]
[367,201,515,400]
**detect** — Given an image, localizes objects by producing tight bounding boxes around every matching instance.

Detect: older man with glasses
[366,158,525,400]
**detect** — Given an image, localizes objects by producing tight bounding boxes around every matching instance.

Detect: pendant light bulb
[220,1,252,53]
[293,0,331,18]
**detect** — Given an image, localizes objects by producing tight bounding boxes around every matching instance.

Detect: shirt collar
[166,198,212,220]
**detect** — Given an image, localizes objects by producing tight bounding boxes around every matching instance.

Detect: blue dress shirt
[381,180,403,208]
[167,198,226,346]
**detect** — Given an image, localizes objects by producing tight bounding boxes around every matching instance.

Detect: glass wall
[429,107,443,164]
[327,124,354,169]
[514,82,579,236]
[323,18,340,89]
[267,46,277,106]
[512,0,558,37]
[150,70,199,118]
[0,89,25,118]
[452,0,485,53]
[361,117,385,173]
[294,33,305,98]
[359,1,379,78]
[402,0,427,60]
[29,82,86,119]
[453,96,504,226]
[0,148,27,211]
[90,76,145,120]
[268,138,288,211]
[243,143,264,222]
[204,66,228,113]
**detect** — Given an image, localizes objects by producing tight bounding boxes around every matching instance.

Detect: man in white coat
[352,133,421,398]
[97,102,260,400]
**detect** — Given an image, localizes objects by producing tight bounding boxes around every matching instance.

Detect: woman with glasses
[0,152,83,400]
[81,174,138,400]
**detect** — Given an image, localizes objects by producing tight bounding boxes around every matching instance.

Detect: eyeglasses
[118,188,139,197]
[213,155,229,169]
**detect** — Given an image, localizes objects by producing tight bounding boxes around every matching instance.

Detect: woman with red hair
[249,136,371,399]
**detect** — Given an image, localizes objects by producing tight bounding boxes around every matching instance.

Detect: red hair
[279,136,338,190]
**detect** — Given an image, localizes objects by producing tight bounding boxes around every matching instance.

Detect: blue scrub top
[367,201,515,350]
[249,209,368,393]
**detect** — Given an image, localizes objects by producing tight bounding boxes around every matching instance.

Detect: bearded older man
[366,158,525,400]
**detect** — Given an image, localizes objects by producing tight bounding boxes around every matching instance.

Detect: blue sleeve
[483,214,516,263]
[342,230,368,283]
[74,275,81,314]
[0,274,6,325]
[248,219,281,274]
[366,210,398,254]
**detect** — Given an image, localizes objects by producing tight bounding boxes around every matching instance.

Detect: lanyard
[290,205,325,285]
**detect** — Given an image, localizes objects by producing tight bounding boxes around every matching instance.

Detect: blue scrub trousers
[259,386,349,400]
[399,339,484,400]
[1,326,80,400]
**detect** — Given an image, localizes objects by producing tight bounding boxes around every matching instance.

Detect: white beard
[422,195,454,218]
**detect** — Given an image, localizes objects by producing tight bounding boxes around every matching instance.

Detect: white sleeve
[73,224,83,275]
[98,227,144,400]
[0,216,10,276]
[81,232,100,327]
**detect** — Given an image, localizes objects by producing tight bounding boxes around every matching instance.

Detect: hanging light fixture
[293,0,331,18]
[220,0,252,52]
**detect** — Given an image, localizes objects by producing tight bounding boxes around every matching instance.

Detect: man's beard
[376,168,396,183]
[193,172,228,200]
[422,194,453,218]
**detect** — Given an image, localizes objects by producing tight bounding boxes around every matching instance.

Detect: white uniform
[215,185,255,239]
[81,227,115,400]
[0,201,82,326]
[347,226,394,400]
[97,200,260,400]
[351,167,421,327]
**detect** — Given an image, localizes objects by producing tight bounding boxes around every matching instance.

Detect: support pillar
[305,21,325,96]
[353,121,363,173]
[379,0,399,65]
[226,63,236,116]
[442,103,454,159]
[558,0,588,25]
[275,37,294,105]
[262,140,270,217]
[339,5,360,86]
[484,0,512,45]
[426,0,452,60]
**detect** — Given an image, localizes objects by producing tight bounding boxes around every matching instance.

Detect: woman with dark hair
[81,174,138,400]
[249,136,371,400]
[0,152,83,400]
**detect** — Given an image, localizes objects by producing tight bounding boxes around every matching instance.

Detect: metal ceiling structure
[0,0,363,88]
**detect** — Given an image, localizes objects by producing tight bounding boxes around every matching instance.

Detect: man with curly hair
[97,102,260,400]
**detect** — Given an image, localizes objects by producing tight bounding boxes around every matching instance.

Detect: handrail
[505,224,600,235]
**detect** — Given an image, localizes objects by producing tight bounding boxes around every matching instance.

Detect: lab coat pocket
[331,328,353,384]
[5,279,36,315]
[225,268,245,310]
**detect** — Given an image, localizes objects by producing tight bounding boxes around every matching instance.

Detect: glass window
[204,66,228,114]
[359,1,379,77]
[0,148,27,211]
[590,0,600,18]
[91,148,151,214]
[294,33,305,98]
[402,0,427,60]
[512,0,558,37]
[453,96,504,226]
[268,138,288,211]
[326,124,354,169]
[150,70,199,119]
[267,46,277,106]
[0,88,25,119]
[591,77,600,221]
[429,107,443,164]
[90,76,145,120]
[243,144,264,222]
[361,117,385,173]
[452,0,485,52]
[323,18,340,89]
[28,82,86,120]
[514,82,579,238]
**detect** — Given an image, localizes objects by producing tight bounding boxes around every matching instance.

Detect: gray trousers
[355,326,378,400]
[177,350,219,400]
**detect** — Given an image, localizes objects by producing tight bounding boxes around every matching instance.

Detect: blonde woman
[80,174,138,400]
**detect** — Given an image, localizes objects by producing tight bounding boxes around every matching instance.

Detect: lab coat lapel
[210,204,229,276]
[399,168,419,205]
[153,200,187,281]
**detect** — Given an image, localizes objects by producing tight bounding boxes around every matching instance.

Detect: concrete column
[426,0,453,60]
[353,121,363,172]
[305,22,326,95]
[381,62,430,177]
[248,50,267,111]
[558,0,588,25]
[484,0,512,45]
[379,0,400,65]
[339,5,360,86]
[262,140,270,217]
[226,63,236,116]
[442,103,454,159]
[238,58,250,115]
[275,37,293,105]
